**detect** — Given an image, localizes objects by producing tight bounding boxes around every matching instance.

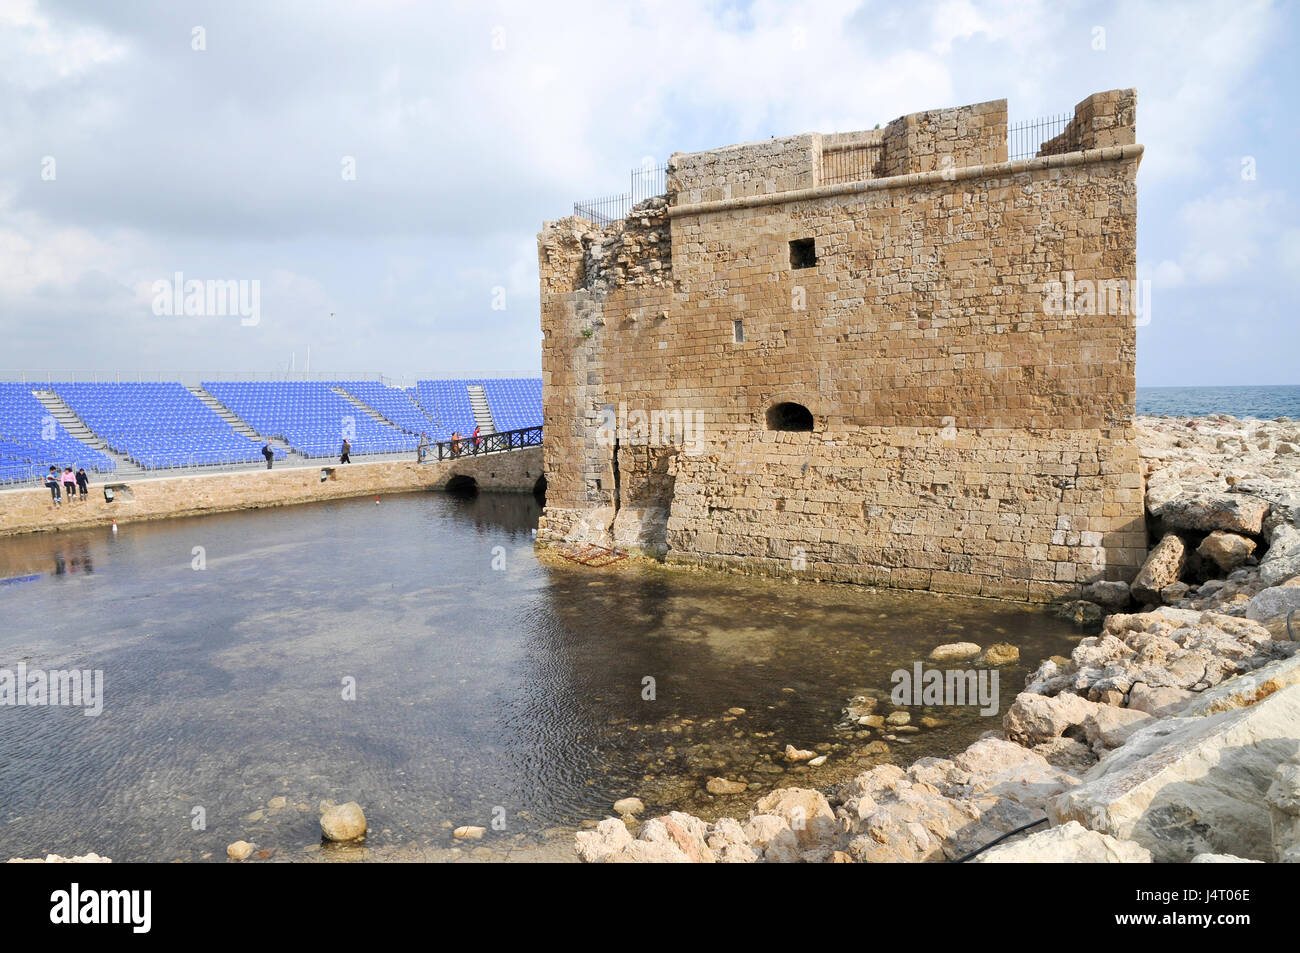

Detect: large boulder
[1131,533,1187,604]
[1049,684,1300,862]
[1004,692,1103,746]
[1246,585,1300,633]
[1083,706,1153,753]
[1258,525,1300,586]
[971,821,1151,863]
[1197,531,1257,572]
[750,787,837,848]
[1023,607,1288,704]
[575,811,760,863]
[1082,580,1131,610]
[1160,492,1269,536]
[1171,651,1300,717]
[1266,756,1300,863]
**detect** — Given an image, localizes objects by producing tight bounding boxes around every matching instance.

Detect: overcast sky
[1,0,1295,386]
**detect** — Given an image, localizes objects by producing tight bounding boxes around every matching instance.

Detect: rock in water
[979,642,1020,665]
[784,744,815,762]
[1131,533,1187,604]
[1197,531,1257,572]
[929,642,981,661]
[613,797,645,816]
[319,802,367,841]
[1082,580,1131,610]
[706,777,747,795]
[453,826,486,839]
[226,840,255,861]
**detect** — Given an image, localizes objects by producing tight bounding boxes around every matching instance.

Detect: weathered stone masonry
[537,89,1145,603]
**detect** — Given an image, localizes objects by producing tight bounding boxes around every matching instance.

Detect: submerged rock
[320,802,367,842]
[226,840,255,861]
[929,642,981,662]
[613,797,645,816]
[978,642,1020,665]
[706,777,747,795]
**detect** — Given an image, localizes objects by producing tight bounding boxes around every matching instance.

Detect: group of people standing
[44,465,89,504]
[447,426,481,458]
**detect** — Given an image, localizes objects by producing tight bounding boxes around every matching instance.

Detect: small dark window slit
[790,238,816,269]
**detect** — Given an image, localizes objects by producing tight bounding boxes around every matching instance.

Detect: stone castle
[536,89,1144,603]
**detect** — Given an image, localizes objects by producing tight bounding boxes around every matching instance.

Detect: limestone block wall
[1041,89,1137,156]
[538,89,1144,603]
[878,98,1008,176]
[0,448,543,538]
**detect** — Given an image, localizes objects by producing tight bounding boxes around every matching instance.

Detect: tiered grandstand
[0,383,116,483]
[0,378,542,485]
[53,382,272,470]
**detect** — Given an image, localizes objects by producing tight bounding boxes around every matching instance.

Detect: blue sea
[1137,386,1300,420]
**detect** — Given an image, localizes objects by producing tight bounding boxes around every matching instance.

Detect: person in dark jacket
[75,467,89,499]
[262,443,275,469]
[340,438,351,464]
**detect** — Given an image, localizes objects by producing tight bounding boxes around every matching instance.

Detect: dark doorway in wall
[766,402,814,432]
[532,475,547,505]
[789,238,816,269]
[445,474,479,498]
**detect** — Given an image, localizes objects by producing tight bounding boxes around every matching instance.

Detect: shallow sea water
[0,491,1089,862]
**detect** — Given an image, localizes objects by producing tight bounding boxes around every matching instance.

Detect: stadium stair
[187,386,301,462]
[30,390,148,480]
[331,387,400,431]
[467,384,497,435]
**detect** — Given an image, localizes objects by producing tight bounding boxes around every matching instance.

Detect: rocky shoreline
[575,414,1300,863]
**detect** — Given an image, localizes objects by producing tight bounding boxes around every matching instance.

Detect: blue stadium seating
[203,381,416,457]
[414,378,542,440]
[52,382,276,470]
[482,378,543,432]
[0,383,115,484]
[337,381,434,436]
[0,378,542,483]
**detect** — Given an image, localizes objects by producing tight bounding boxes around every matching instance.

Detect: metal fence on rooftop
[1008,113,1072,161]
[573,161,667,228]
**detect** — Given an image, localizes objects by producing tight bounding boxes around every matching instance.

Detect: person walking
[44,466,62,506]
[262,442,275,469]
[417,432,428,463]
[450,431,461,457]
[62,466,77,502]
[472,425,481,451]
[340,438,351,464]
[75,467,89,500]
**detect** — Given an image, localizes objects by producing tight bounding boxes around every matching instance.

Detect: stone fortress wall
[537,89,1144,603]
[0,448,543,539]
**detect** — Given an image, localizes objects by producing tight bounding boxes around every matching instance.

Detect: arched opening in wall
[445,474,479,498]
[532,475,547,505]
[766,402,814,432]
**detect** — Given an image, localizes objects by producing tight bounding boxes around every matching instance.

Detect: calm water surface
[0,491,1087,861]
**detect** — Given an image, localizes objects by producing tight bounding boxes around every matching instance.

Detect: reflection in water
[0,490,1087,862]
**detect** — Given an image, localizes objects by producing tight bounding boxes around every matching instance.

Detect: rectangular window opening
[733,319,744,343]
[790,237,816,269]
